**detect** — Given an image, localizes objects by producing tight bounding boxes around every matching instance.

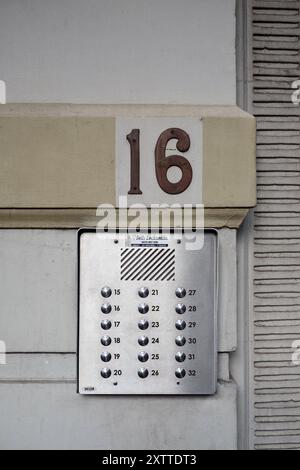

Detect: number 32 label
[117,118,203,206]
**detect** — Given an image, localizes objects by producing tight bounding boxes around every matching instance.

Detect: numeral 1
[126,129,142,195]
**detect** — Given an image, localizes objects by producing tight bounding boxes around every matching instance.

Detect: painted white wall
[0,229,237,449]
[0,0,236,104]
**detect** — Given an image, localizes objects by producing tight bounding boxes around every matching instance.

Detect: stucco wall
[0,0,236,105]
[0,228,238,450]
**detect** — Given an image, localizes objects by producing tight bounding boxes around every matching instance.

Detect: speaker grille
[120,248,175,281]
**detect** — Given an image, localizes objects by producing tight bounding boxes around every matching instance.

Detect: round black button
[175,288,186,298]
[101,368,111,378]
[175,352,186,363]
[138,336,149,346]
[138,287,149,298]
[101,351,112,362]
[138,319,149,330]
[175,368,186,379]
[175,319,186,331]
[138,351,149,363]
[101,319,112,330]
[138,303,149,314]
[175,304,186,314]
[138,368,149,379]
[101,286,112,298]
[101,335,112,346]
[101,303,112,314]
[175,335,186,347]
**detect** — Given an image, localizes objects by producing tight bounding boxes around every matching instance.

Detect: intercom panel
[77,229,217,395]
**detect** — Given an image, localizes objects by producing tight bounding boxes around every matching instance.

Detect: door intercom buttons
[78,229,217,395]
[175,352,186,363]
[138,303,149,314]
[101,352,112,362]
[138,336,149,346]
[175,368,186,379]
[101,286,112,298]
[175,319,186,331]
[101,368,111,378]
[101,335,111,346]
[175,287,186,298]
[175,304,186,314]
[101,319,112,330]
[138,287,149,298]
[138,319,149,330]
[101,303,112,314]
[175,335,186,346]
[138,368,149,379]
[138,352,149,363]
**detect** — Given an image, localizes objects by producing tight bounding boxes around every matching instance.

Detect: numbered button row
[100,349,187,363]
[101,321,190,335]
[100,351,150,363]
[100,368,186,379]
[100,302,189,315]
[138,303,187,314]
[101,286,189,299]
[138,287,187,299]
[100,336,150,347]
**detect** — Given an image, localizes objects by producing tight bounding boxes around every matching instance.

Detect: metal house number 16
[127,128,193,195]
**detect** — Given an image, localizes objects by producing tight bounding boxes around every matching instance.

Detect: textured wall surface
[250,0,300,450]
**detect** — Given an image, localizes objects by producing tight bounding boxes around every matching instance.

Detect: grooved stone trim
[251,0,300,451]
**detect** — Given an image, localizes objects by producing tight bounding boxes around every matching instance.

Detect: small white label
[0,80,6,104]
[129,234,169,248]
[292,80,300,106]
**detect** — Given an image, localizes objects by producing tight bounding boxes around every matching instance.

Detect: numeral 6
[155,128,193,195]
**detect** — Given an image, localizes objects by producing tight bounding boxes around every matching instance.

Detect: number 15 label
[116,117,203,206]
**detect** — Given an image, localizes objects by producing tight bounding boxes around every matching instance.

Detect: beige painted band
[0,105,256,227]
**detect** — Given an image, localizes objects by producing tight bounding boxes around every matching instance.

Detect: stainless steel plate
[78,230,217,395]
